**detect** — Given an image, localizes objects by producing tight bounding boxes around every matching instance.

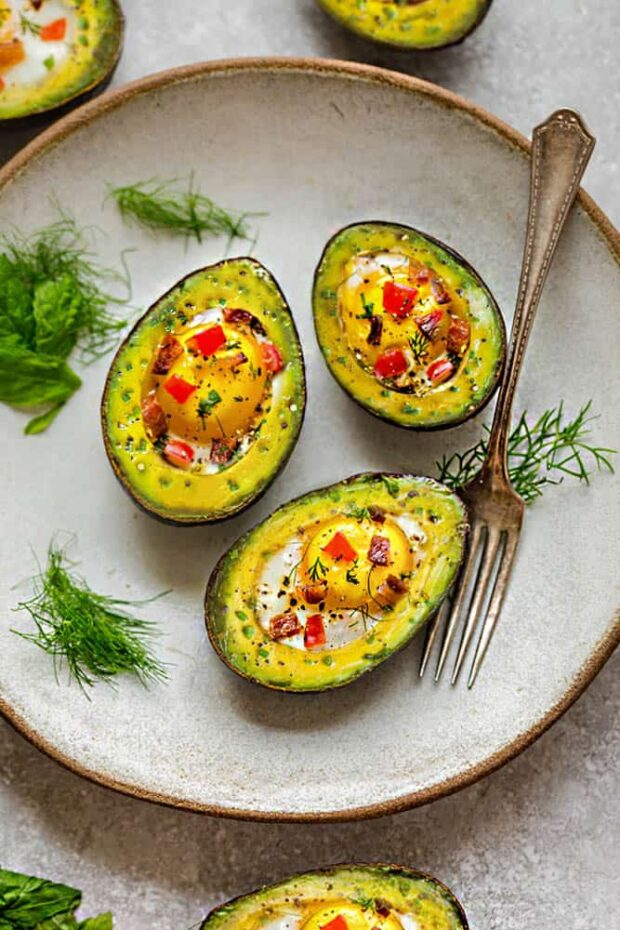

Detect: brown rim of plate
[199,862,470,929]
[0,56,618,823]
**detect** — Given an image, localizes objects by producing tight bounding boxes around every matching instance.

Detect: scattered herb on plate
[0,213,129,434]
[13,539,169,692]
[0,866,113,929]
[109,175,261,244]
[436,401,616,503]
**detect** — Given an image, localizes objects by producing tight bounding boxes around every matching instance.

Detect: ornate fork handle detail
[485,109,596,479]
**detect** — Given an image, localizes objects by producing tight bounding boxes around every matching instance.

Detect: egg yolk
[338,250,470,392]
[301,902,403,930]
[152,322,268,443]
[300,515,413,611]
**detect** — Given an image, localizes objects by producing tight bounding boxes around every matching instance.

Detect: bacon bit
[262,341,284,374]
[416,309,444,340]
[299,582,327,605]
[375,900,391,918]
[304,614,326,649]
[223,307,254,326]
[164,374,197,404]
[368,535,391,566]
[321,918,348,930]
[431,277,451,305]
[41,18,67,41]
[368,505,387,524]
[382,280,418,319]
[152,334,183,374]
[0,39,25,70]
[209,437,238,465]
[374,348,408,380]
[31,0,44,10]
[367,315,383,346]
[427,358,455,384]
[141,392,167,439]
[163,439,194,469]
[447,317,471,355]
[416,268,430,284]
[187,325,226,357]
[386,574,408,594]
[322,531,357,563]
[269,612,302,641]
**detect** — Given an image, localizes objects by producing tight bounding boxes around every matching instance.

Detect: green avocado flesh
[316,0,492,50]
[313,221,505,431]
[201,864,468,930]
[205,473,467,691]
[0,1,123,121]
[102,258,306,525]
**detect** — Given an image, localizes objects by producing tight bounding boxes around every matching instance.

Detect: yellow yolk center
[338,251,461,385]
[301,902,403,930]
[154,323,268,443]
[300,515,413,611]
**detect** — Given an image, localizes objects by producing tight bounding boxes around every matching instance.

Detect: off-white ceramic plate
[0,59,618,821]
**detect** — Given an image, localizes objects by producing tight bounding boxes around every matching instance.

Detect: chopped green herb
[308,556,328,582]
[356,293,375,319]
[381,476,400,498]
[43,55,55,71]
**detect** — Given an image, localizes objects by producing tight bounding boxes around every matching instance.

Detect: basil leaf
[0,346,81,408]
[79,913,113,930]
[0,868,81,927]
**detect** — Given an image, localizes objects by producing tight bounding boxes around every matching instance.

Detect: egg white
[1,1,74,87]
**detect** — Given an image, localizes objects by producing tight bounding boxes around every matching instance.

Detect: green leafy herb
[308,556,328,582]
[197,389,222,430]
[436,402,616,504]
[19,13,41,36]
[408,331,429,363]
[13,540,169,692]
[381,476,400,498]
[346,503,370,522]
[0,215,129,433]
[346,559,360,585]
[356,293,375,319]
[0,866,112,929]
[109,176,260,244]
[43,55,55,71]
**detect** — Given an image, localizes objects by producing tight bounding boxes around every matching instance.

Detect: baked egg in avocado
[205,472,467,691]
[102,258,306,525]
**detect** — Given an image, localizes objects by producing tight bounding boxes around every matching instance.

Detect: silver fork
[420,109,596,688]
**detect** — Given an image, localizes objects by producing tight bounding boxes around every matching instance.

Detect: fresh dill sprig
[436,401,616,504]
[308,556,328,582]
[409,331,429,363]
[13,541,169,693]
[0,213,129,364]
[19,13,41,36]
[109,176,261,244]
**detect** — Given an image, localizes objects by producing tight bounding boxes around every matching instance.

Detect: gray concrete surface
[0,1,618,927]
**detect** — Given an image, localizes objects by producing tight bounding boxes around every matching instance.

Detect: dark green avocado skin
[316,0,494,51]
[199,863,469,929]
[0,0,124,125]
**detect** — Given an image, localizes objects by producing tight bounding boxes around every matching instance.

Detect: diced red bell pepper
[163,374,197,404]
[41,18,67,41]
[262,341,284,374]
[0,77,4,92]
[163,439,195,469]
[447,318,471,355]
[304,614,326,649]
[322,531,357,563]
[188,325,226,357]
[374,348,408,380]
[416,309,444,340]
[321,917,348,930]
[382,281,418,319]
[427,358,455,384]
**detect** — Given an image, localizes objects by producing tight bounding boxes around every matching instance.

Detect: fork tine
[419,600,448,677]
[467,530,520,688]
[434,521,484,681]
[451,527,503,684]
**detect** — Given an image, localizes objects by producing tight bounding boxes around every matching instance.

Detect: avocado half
[201,864,469,930]
[313,221,505,431]
[0,0,123,122]
[102,258,306,525]
[205,472,467,691]
[316,0,493,51]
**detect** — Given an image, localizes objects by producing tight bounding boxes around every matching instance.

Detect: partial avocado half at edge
[200,863,469,930]
[313,221,505,431]
[205,472,468,692]
[102,257,306,525]
[315,0,493,51]
[0,0,124,122]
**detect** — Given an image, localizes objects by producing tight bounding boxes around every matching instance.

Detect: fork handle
[484,109,596,478]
